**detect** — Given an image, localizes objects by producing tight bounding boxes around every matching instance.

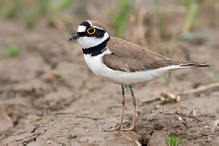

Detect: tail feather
[180,62,210,67]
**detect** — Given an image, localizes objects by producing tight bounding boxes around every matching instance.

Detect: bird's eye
[87,27,95,34]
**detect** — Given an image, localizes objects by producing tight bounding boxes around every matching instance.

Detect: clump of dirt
[0,114,140,145]
[135,105,218,145]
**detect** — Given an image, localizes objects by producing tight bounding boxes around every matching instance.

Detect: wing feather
[103,37,181,72]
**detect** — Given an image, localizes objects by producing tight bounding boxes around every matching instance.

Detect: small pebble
[178,116,182,121]
[46,140,51,144]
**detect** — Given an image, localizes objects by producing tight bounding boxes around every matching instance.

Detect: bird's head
[69,20,109,49]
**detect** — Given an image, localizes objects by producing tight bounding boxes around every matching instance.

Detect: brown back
[103,37,183,72]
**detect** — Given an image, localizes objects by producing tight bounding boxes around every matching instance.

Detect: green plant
[164,134,184,146]
[153,0,163,38]
[0,0,16,19]
[154,0,171,39]
[164,28,177,92]
[177,0,200,34]
[180,32,212,41]
[15,0,41,28]
[209,67,219,80]
[43,0,75,26]
[109,0,135,38]
[1,45,21,57]
[0,0,75,28]
[153,43,159,53]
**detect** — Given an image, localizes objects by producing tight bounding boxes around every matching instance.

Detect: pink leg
[105,85,126,132]
[120,85,137,131]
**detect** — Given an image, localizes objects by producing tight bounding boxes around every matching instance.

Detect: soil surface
[0,0,219,145]
[135,105,217,145]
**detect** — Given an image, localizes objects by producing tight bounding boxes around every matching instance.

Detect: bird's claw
[104,125,137,132]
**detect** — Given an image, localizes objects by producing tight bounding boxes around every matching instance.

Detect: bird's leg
[121,85,137,131]
[104,85,126,132]
[120,85,126,129]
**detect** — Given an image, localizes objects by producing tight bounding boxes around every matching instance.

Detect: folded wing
[103,37,185,72]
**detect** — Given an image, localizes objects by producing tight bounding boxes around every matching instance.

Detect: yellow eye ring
[87,27,96,34]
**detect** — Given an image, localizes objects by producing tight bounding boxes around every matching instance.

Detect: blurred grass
[153,43,159,54]
[154,0,164,38]
[180,32,213,41]
[179,0,199,34]
[177,0,207,34]
[0,0,75,28]
[109,0,135,38]
[177,0,215,41]
[209,67,219,80]
[1,45,21,57]
[164,28,177,92]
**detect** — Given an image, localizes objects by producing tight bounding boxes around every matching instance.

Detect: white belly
[83,49,182,85]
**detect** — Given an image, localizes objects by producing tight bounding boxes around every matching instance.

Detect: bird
[69,20,210,132]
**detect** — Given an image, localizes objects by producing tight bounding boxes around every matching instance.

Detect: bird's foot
[120,125,137,132]
[104,124,121,132]
[104,124,137,132]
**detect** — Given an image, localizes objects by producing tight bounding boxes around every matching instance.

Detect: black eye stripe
[93,28,105,33]
[77,27,105,38]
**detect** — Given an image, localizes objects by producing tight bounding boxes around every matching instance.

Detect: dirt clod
[135,105,217,145]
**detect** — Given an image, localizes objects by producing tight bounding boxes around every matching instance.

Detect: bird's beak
[69,33,79,41]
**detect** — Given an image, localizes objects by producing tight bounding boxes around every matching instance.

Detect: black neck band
[82,37,110,56]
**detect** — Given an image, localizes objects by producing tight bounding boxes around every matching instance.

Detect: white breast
[84,49,182,85]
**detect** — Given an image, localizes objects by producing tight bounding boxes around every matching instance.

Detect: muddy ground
[0,0,219,145]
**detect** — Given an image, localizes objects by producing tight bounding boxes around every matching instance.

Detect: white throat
[77,32,109,49]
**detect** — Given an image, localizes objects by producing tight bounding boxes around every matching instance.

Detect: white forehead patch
[78,25,86,33]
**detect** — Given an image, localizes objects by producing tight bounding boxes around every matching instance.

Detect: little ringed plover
[69,20,210,132]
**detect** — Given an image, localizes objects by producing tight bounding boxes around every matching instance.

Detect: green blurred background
[1,0,218,38]
[0,0,218,80]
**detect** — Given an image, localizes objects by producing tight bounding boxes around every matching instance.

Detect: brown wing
[103,37,182,72]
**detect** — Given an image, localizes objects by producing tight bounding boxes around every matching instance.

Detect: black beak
[69,33,79,41]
